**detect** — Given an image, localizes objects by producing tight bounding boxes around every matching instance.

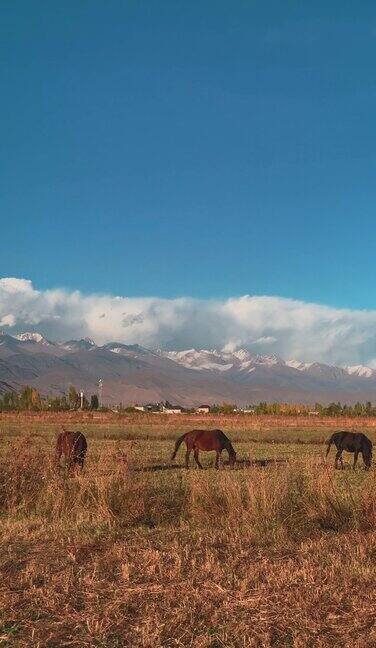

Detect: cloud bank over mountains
[1,277,376,367]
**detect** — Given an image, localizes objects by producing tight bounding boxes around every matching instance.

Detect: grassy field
[1,413,376,647]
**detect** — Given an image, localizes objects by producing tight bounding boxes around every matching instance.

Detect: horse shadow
[133,457,289,473]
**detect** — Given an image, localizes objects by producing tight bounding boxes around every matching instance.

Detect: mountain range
[1,332,376,406]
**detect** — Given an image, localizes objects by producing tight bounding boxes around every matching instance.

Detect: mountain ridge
[1,332,376,405]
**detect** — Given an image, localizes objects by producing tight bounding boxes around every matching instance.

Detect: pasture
[1,413,376,647]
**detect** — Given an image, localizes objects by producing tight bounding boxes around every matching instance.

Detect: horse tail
[325,434,335,458]
[171,433,187,460]
[55,432,63,466]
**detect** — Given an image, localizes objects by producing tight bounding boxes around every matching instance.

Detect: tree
[354,401,364,416]
[255,402,268,414]
[219,402,237,414]
[68,385,79,409]
[0,390,18,411]
[90,394,99,410]
[19,386,41,410]
[82,394,89,410]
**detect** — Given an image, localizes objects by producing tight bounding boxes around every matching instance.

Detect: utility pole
[80,390,84,410]
[98,379,103,408]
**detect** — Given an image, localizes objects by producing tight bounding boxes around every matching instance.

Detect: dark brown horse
[171,429,236,469]
[326,431,372,470]
[55,427,87,471]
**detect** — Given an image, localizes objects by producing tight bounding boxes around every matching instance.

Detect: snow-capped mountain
[58,337,97,352]
[160,348,376,381]
[159,348,282,372]
[1,333,376,404]
[344,365,376,378]
[285,359,313,371]
[104,342,152,356]
[15,332,52,346]
[160,349,236,371]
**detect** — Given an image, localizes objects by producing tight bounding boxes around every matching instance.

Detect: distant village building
[134,403,164,413]
[196,405,210,414]
[162,404,183,414]
[145,403,163,413]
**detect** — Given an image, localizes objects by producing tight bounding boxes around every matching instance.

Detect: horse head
[229,447,237,468]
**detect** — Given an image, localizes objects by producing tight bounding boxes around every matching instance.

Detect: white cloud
[0,314,16,327]
[1,277,376,365]
[252,336,277,345]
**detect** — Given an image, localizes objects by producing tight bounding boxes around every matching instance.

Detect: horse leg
[362,451,371,470]
[68,458,76,476]
[55,448,62,470]
[73,456,83,472]
[77,451,85,469]
[194,448,203,469]
[185,448,191,469]
[67,447,78,475]
[353,451,359,470]
[335,450,343,469]
[215,450,220,470]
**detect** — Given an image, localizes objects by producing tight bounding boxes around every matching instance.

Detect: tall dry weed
[1,438,376,543]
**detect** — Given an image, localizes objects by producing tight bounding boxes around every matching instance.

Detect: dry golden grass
[2,414,376,646]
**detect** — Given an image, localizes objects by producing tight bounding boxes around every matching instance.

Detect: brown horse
[326,431,372,470]
[55,427,88,471]
[171,429,236,469]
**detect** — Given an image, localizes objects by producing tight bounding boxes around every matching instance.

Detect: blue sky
[1,1,376,308]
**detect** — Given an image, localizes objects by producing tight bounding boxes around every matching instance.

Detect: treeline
[247,401,376,417]
[2,387,376,416]
[0,386,101,412]
[203,401,376,416]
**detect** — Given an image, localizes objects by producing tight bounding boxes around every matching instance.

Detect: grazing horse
[326,431,372,470]
[171,429,236,469]
[55,427,87,471]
